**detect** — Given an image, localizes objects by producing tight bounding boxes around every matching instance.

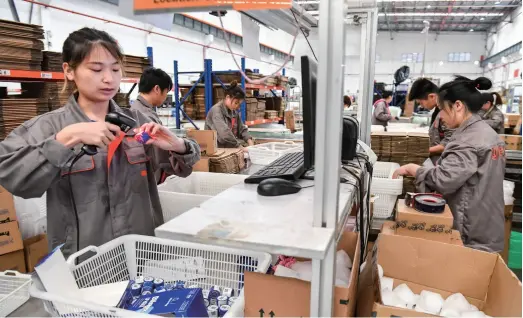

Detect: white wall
[0,0,300,95]
[485,6,522,90]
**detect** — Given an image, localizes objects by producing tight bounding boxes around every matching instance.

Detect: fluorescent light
[378,12,504,17]
[474,60,480,65]
[469,28,474,32]
[480,17,485,20]
[377,0,503,2]
[427,4,431,8]
[501,56,508,63]
[439,61,444,66]
[495,1,501,4]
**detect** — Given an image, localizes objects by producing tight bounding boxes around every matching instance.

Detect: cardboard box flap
[377,234,497,300]
[372,303,435,317]
[483,257,522,317]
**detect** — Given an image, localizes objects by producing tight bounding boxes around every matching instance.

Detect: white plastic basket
[0,270,32,316]
[246,142,303,165]
[30,234,271,317]
[371,162,403,219]
[158,172,247,221]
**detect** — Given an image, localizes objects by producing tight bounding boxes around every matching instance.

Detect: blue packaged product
[209,297,217,306]
[202,289,210,300]
[228,296,238,306]
[116,280,136,309]
[134,276,144,285]
[175,280,185,289]
[222,287,234,298]
[153,278,164,288]
[141,290,152,296]
[154,287,166,293]
[164,283,174,291]
[129,288,207,317]
[143,277,154,288]
[217,296,228,306]
[209,285,221,298]
[207,305,219,317]
[219,305,230,317]
[130,283,142,297]
[142,286,153,294]
[204,299,209,307]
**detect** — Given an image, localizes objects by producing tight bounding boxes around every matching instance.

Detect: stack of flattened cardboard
[405,132,430,165]
[123,54,150,79]
[371,131,429,166]
[264,110,278,119]
[0,19,44,70]
[20,82,70,112]
[0,186,25,272]
[181,86,206,120]
[0,98,49,139]
[41,51,63,72]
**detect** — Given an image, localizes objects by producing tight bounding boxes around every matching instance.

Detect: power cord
[67,150,87,264]
[291,10,317,61]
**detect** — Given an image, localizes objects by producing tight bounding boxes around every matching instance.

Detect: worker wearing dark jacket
[394,76,505,253]
[0,28,200,258]
[371,90,395,126]
[479,92,505,134]
[409,78,454,164]
[130,67,173,124]
[205,81,254,148]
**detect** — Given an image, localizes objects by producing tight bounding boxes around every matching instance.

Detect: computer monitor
[301,55,317,170]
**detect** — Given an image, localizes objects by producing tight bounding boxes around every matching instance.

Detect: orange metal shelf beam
[0,70,64,81]
[245,117,282,126]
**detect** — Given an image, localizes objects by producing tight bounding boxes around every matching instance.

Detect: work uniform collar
[136,95,154,110]
[219,100,237,119]
[65,93,123,122]
[454,114,482,134]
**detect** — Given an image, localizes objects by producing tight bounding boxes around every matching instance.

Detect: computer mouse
[257,178,302,196]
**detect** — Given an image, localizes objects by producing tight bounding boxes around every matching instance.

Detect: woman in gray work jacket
[205,81,254,148]
[0,28,200,258]
[372,90,396,127]
[479,92,505,134]
[394,76,505,253]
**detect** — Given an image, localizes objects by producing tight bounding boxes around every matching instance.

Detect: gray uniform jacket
[0,95,200,257]
[415,114,505,253]
[372,100,392,126]
[131,95,162,124]
[429,112,454,164]
[478,106,505,134]
[205,101,250,148]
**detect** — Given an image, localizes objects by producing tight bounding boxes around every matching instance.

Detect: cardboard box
[193,157,210,172]
[381,220,463,246]
[23,234,49,272]
[500,134,522,151]
[0,221,23,255]
[0,185,17,223]
[284,110,296,132]
[186,129,218,156]
[244,231,360,317]
[395,199,454,243]
[506,114,521,126]
[501,205,513,263]
[0,249,26,272]
[357,234,522,317]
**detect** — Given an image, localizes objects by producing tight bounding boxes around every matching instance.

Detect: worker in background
[408,78,454,164]
[0,28,200,258]
[344,95,352,109]
[393,76,504,253]
[372,90,397,127]
[131,67,173,124]
[131,67,175,184]
[205,81,254,148]
[479,92,505,134]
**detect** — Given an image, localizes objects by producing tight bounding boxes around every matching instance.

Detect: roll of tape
[414,194,446,213]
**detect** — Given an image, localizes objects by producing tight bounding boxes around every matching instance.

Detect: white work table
[155,166,364,260]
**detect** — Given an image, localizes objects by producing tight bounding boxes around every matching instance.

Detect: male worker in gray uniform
[131,67,173,183]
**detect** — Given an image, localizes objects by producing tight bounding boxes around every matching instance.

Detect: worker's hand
[135,122,186,153]
[57,122,121,149]
[392,163,421,179]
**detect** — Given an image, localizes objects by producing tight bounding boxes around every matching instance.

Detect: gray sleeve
[0,125,75,198]
[483,110,504,133]
[439,121,455,146]
[237,113,251,143]
[415,142,477,195]
[375,102,392,122]
[210,109,241,148]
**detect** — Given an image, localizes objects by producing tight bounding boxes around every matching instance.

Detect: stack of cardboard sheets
[371,132,429,166]
[20,82,70,112]
[246,98,265,121]
[0,98,48,139]
[0,19,44,70]
[41,51,63,72]
[123,54,150,79]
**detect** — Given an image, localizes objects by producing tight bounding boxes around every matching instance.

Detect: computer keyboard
[244,152,305,184]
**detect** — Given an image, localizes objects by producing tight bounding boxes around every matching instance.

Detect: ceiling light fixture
[377,12,504,17]
[469,28,474,32]
[480,17,485,20]
[495,1,501,4]
[474,60,480,65]
[427,5,431,8]
[439,61,444,66]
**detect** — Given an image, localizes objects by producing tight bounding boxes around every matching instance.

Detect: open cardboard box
[357,234,522,317]
[244,231,360,317]
[381,220,463,246]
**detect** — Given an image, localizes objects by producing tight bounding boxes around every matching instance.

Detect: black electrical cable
[67,150,86,264]
[291,10,318,62]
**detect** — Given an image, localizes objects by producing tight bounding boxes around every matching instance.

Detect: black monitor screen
[301,56,317,170]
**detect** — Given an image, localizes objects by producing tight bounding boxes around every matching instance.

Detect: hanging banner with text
[133,0,292,13]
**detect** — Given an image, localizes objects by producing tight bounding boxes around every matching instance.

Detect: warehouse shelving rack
[172,57,286,129]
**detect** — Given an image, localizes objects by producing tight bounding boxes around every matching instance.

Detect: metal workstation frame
[311,2,378,315]
[172,57,286,129]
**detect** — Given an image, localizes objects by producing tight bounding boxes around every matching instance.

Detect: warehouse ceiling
[296,0,522,33]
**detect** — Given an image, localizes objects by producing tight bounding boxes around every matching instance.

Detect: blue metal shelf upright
[173,57,286,129]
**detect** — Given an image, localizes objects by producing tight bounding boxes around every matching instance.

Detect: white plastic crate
[371,162,403,219]
[0,271,32,316]
[246,142,303,165]
[30,235,271,317]
[158,172,247,221]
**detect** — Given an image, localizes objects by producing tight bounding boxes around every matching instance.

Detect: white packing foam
[393,284,416,305]
[441,293,472,315]
[417,290,444,315]
[380,276,394,292]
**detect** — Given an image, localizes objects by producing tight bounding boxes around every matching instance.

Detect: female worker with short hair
[393,76,505,253]
[372,90,396,127]
[0,28,200,258]
[479,92,505,134]
[408,78,454,164]
[205,81,254,148]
